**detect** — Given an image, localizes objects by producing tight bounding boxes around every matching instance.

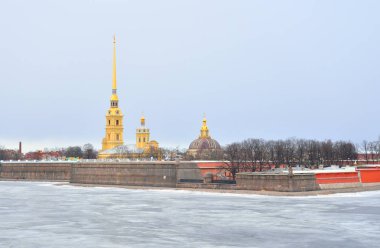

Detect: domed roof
[189,137,221,150]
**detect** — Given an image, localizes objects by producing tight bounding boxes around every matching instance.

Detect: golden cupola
[200,116,210,138]
[188,115,222,158]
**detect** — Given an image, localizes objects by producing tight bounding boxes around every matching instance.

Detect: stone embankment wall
[10,161,378,192]
[71,162,185,187]
[0,161,203,187]
[0,162,72,181]
[236,173,320,192]
[176,162,203,181]
[176,182,236,190]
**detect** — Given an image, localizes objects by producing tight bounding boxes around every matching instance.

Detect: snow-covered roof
[293,166,356,174]
[98,144,144,155]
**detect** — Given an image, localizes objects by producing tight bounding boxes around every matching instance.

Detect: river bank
[65,181,380,196]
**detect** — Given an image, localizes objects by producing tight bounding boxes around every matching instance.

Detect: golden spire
[140,113,145,127]
[200,114,210,138]
[110,35,119,105]
[112,35,117,94]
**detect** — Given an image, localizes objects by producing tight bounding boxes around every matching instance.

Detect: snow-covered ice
[0,181,379,248]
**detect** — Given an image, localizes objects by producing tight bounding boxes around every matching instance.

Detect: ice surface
[0,181,379,248]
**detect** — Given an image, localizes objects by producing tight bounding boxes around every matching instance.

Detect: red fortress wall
[315,172,360,184]
[357,166,380,183]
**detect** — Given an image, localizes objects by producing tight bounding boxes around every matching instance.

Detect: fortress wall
[176,162,203,181]
[236,173,320,192]
[0,161,203,187]
[357,167,380,183]
[0,162,72,181]
[70,162,179,187]
[315,172,360,184]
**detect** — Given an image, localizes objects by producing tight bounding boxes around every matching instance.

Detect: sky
[0,0,379,152]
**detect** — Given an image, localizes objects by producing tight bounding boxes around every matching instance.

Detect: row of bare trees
[65,144,97,159]
[0,146,22,160]
[224,138,358,180]
[361,139,380,163]
[0,144,97,161]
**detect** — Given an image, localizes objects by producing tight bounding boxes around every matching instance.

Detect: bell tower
[102,36,124,150]
[136,114,150,149]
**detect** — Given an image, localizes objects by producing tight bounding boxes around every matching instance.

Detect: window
[143,138,146,142]
[108,133,110,140]
[139,138,141,142]
[108,120,111,125]
[116,134,120,141]
[116,120,119,125]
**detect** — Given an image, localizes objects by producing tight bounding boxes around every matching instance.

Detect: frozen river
[0,181,379,248]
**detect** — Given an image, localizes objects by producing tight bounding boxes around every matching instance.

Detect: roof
[188,137,221,150]
[99,144,144,155]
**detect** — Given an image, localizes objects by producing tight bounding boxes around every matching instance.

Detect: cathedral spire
[140,113,145,127]
[112,35,117,94]
[110,35,119,108]
[101,35,124,152]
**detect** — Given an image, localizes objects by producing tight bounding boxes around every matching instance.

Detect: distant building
[187,116,222,160]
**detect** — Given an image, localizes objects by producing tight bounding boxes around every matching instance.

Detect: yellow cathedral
[101,36,124,151]
[98,36,160,159]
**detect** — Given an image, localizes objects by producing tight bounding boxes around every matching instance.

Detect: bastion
[236,172,320,192]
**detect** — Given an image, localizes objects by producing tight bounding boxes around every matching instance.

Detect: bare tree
[223,138,358,171]
[83,143,97,159]
[283,139,296,167]
[223,142,243,180]
[320,140,334,166]
[362,140,369,164]
[65,146,83,158]
[241,139,255,172]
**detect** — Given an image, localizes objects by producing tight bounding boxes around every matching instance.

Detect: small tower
[136,114,150,149]
[102,36,124,151]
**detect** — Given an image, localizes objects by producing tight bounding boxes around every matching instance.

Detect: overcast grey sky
[0,0,379,152]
